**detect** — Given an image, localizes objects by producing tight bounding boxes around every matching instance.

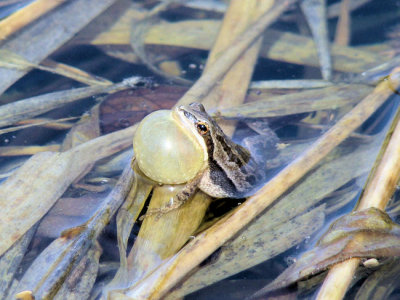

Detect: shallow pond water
[0,1,400,299]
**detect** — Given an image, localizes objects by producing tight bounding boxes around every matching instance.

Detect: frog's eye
[196,122,209,135]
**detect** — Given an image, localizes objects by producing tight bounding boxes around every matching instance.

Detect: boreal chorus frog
[174,102,265,199]
[134,102,275,216]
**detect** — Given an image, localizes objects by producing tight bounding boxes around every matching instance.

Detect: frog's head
[173,102,224,152]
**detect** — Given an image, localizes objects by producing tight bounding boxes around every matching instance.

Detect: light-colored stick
[316,71,400,299]
[334,0,351,45]
[0,0,66,41]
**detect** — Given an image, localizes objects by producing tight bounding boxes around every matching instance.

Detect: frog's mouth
[172,106,208,161]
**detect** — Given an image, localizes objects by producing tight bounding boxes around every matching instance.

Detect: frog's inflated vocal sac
[133,102,267,213]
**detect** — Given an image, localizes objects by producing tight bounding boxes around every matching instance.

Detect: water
[0,0,400,299]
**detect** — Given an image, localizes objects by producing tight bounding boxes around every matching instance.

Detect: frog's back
[199,149,264,199]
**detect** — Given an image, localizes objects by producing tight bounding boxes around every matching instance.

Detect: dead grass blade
[126,188,211,282]
[106,173,153,290]
[61,104,101,150]
[0,117,78,135]
[40,59,112,86]
[51,243,102,299]
[0,0,26,8]
[0,124,136,257]
[250,79,332,89]
[167,205,326,299]
[355,258,400,299]
[0,226,37,299]
[217,84,372,118]
[327,0,371,18]
[300,0,331,80]
[130,17,192,85]
[0,50,112,86]
[202,0,274,135]
[11,164,134,299]
[262,29,380,73]
[0,0,119,95]
[254,208,400,297]
[0,145,60,156]
[0,0,66,41]
[0,76,142,128]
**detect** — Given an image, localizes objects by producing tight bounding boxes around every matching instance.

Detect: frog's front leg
[141,169,206,219]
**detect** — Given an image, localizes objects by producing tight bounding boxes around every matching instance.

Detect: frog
[139,102,278,216]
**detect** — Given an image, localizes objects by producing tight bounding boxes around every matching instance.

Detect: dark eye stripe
[183,111,198,123]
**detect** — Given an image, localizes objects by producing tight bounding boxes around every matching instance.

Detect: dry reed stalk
[334,0,351,45]
[201,0,274,135]
[316,71,400,300]
[0,145,61,156]
[176,0,296,106]
[40,59,113,86]
[0,0,66,41]
[0,117,78,134]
